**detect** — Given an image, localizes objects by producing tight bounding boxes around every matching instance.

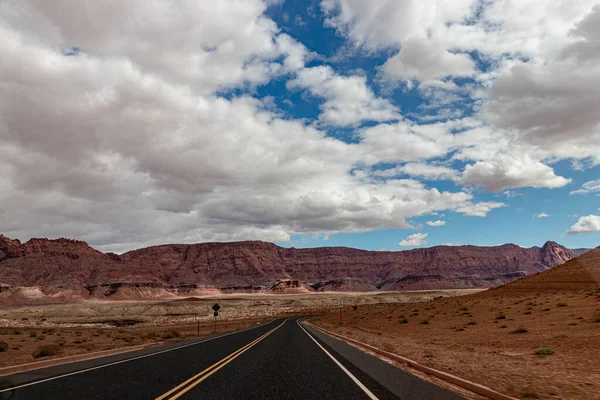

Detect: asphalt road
[0,317,464,400]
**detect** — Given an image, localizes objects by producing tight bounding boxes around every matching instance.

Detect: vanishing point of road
[0,317,464,399]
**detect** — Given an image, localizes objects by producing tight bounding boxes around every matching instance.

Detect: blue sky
[265,0,600,250]
[1,0,599,253]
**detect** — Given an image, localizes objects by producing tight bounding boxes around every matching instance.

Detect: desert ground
[0,289,476,368]
[313,251,600,400]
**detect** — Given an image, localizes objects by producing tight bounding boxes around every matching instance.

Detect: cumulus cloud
[2,0,509,252]
[323,0,600,164]
[398,232,428,247]
[2,0,593,252]
[381,37,476,82]
[321,0,476,50]
[570,179,600,195]
[357,121,451,165]
[287,66,400,126]
[536,213,549,219]
[426,220,446,227]
[567,215,600,234]
[455,202,506,217]
[480,5,600,162]
[459,154,571,192]
[372,163,457,181]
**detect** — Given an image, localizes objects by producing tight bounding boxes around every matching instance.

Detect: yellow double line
[155,320,286,400]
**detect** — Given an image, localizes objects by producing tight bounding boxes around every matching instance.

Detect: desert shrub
[593,315,600,323]
[499,325,508,328]
[542,308,550,312]
[162,331,181,339]
[145,332,157,339]
[381,342,395,352]
[467,321,477,325]
[511,327,528,334]
[13,329,22,335]
[557,303,568,307]
[0,341,8,352]
[524,311,532,315]
[420,320,429,325]
[30,331,37,337]
[398,317,408,324]
[535,348,554,356]
[496,314,506,320]
[522,389,543,398]
[32,345,61,359]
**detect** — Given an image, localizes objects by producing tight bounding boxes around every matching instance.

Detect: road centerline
[155,319,287,400]
[0,318,280,394]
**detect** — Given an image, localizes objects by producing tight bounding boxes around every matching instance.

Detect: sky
[0,0,599,253]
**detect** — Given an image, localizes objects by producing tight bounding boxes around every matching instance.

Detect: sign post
[338,302,344,326]
[212,303,221,334]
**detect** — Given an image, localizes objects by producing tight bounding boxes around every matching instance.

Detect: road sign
[212,305,220,334]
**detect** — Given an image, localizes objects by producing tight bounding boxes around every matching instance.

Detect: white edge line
[0,318,281,393]
[297,319,379,400]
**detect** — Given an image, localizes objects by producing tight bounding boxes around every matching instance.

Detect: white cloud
[570,179,600,195]
[459,153,571,192]
[322,0,600,167]
[381,37,476,82]
[567,215,600,234]
[287,65,400,126]
[426,220,446,227]
[3,0,590,252]
[536,213,549,218]
[2,0,500,252]
[372,163,457,181]
[502,190,523,198]
[455,202,506,217]
[357,121,451,165]
[321,0,476,50]
[398,232,428,247]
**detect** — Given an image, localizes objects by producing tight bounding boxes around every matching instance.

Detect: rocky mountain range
[0,234,590,302]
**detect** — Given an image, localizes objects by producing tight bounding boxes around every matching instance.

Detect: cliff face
[121,240,578,290]
[0,234,589,302]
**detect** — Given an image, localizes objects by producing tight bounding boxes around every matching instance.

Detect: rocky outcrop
[0,234,591,302]
[311,278,378,292]
[0,235,23,259]
[268,279,314,293]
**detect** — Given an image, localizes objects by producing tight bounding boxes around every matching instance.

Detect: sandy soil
[313,288,600,400]
[0,318,269,369]
[0,290,474,368]
[0,289,477,328]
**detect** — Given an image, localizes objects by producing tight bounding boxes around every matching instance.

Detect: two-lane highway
[0,317,464,399]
